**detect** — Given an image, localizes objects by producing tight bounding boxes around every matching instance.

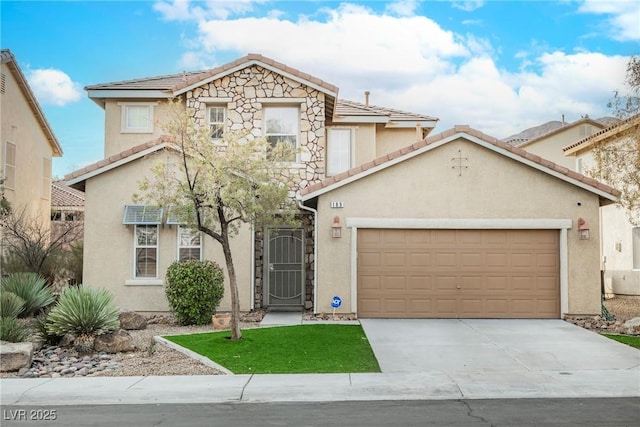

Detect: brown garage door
[357,229,560,319]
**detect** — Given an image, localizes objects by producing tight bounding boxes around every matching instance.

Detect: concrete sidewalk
[2,368,639,406]
[2,318,639,406]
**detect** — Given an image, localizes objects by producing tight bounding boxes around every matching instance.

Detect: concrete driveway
[360,319,640,373]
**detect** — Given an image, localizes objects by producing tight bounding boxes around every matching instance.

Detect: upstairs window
[178,226,202,261]
[264,106,298,162]
[208,106,225,141]
[3,142,16,190]
[327,128,352,176]
[119,103,155,133]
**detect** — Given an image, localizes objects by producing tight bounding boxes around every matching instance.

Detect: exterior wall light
[577,217,590,240]
[331,216,342,238]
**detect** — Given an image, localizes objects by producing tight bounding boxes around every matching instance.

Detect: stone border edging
[153,336,234,375]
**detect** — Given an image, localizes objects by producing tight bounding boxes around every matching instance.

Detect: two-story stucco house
[1,49,63,228]
[66,54,618,319]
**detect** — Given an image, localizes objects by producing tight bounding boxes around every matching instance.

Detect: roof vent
[364,91,370,107]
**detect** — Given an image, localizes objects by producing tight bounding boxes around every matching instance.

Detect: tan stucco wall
[375,125,418,157]
[103,100,174,157]
[353,124,376,167]
[82,152,254,313]
[0,62,55,226]
[313,138,603,316]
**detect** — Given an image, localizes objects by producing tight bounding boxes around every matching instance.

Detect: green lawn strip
[164,324,381,374]
[602,334,640,350]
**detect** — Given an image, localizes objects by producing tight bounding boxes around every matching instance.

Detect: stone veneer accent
[185,65,322,310]
[185,65,327,191]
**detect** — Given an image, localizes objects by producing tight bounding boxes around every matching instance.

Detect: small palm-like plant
[0,291,25,319]
[46,285,120,344]
[0,317,30,342]
[1,273,55,317]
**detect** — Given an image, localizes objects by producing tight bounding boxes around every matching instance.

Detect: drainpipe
[297,194,318,314]
[250,222,255,311]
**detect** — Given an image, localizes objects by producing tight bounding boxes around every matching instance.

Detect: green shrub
[0,291,25,318]
[165,260,224,325]
[0,317,30,342]
[0,273,55,317]
[34,313,61,346]
[46,285,119,336]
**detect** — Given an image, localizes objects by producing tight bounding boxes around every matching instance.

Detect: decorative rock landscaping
[565,315,640,335]
[15,346,121,378]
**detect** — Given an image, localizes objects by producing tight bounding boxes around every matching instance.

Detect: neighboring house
[0,49,63,226]
[504,117,609,171]
[562,115,640,296]
[51,180,84,241]
[51,180,85,223]
[66,54,617,318]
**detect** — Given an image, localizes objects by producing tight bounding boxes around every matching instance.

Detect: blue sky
[1,0,638,177]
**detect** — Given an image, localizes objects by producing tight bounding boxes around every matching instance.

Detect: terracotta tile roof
[51,181,85,209]
[1,49,62,156]
[64,136,174,185]
[86,53,339,95]
[562,114,640,154]
[334,99,438,123]
[300,125,620,199]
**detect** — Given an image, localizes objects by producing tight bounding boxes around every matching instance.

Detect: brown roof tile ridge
[174,54,338,94]
[64,137,170,182]
[52,181,86,201]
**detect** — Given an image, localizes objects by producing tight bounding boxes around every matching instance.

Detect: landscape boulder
[0,341,33,372]
[624,317,640,328]
[119,311,148,330]
[94,330,135,353]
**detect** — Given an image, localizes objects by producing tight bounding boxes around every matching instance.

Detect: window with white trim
[208,106,225,141]
[178,226,202,261]
[264,106,298,161]
[327,128,352,176]
[41,158,51,200]
[633,227,640,270]
[134,225,158,278]
[3,142,16,190]
[120,103,155,133]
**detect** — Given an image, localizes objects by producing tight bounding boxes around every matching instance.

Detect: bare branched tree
[1,206,84,281]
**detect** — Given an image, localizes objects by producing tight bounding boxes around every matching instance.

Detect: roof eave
[2,51,63,156]
[173,58,339,99]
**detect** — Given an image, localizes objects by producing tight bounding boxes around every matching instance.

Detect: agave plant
[0,291,25,319]
[46,285,120,338]
[0,317,30,342]
[1,272,55,317]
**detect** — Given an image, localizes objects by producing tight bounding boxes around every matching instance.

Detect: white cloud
[163,1,629,138]
[385,0,420,17]
[27,69,82,107]
[154,0,266,21]
[451,1,485,12]
[578,0,640,41]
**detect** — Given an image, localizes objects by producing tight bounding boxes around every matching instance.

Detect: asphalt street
[2,398,639,427]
